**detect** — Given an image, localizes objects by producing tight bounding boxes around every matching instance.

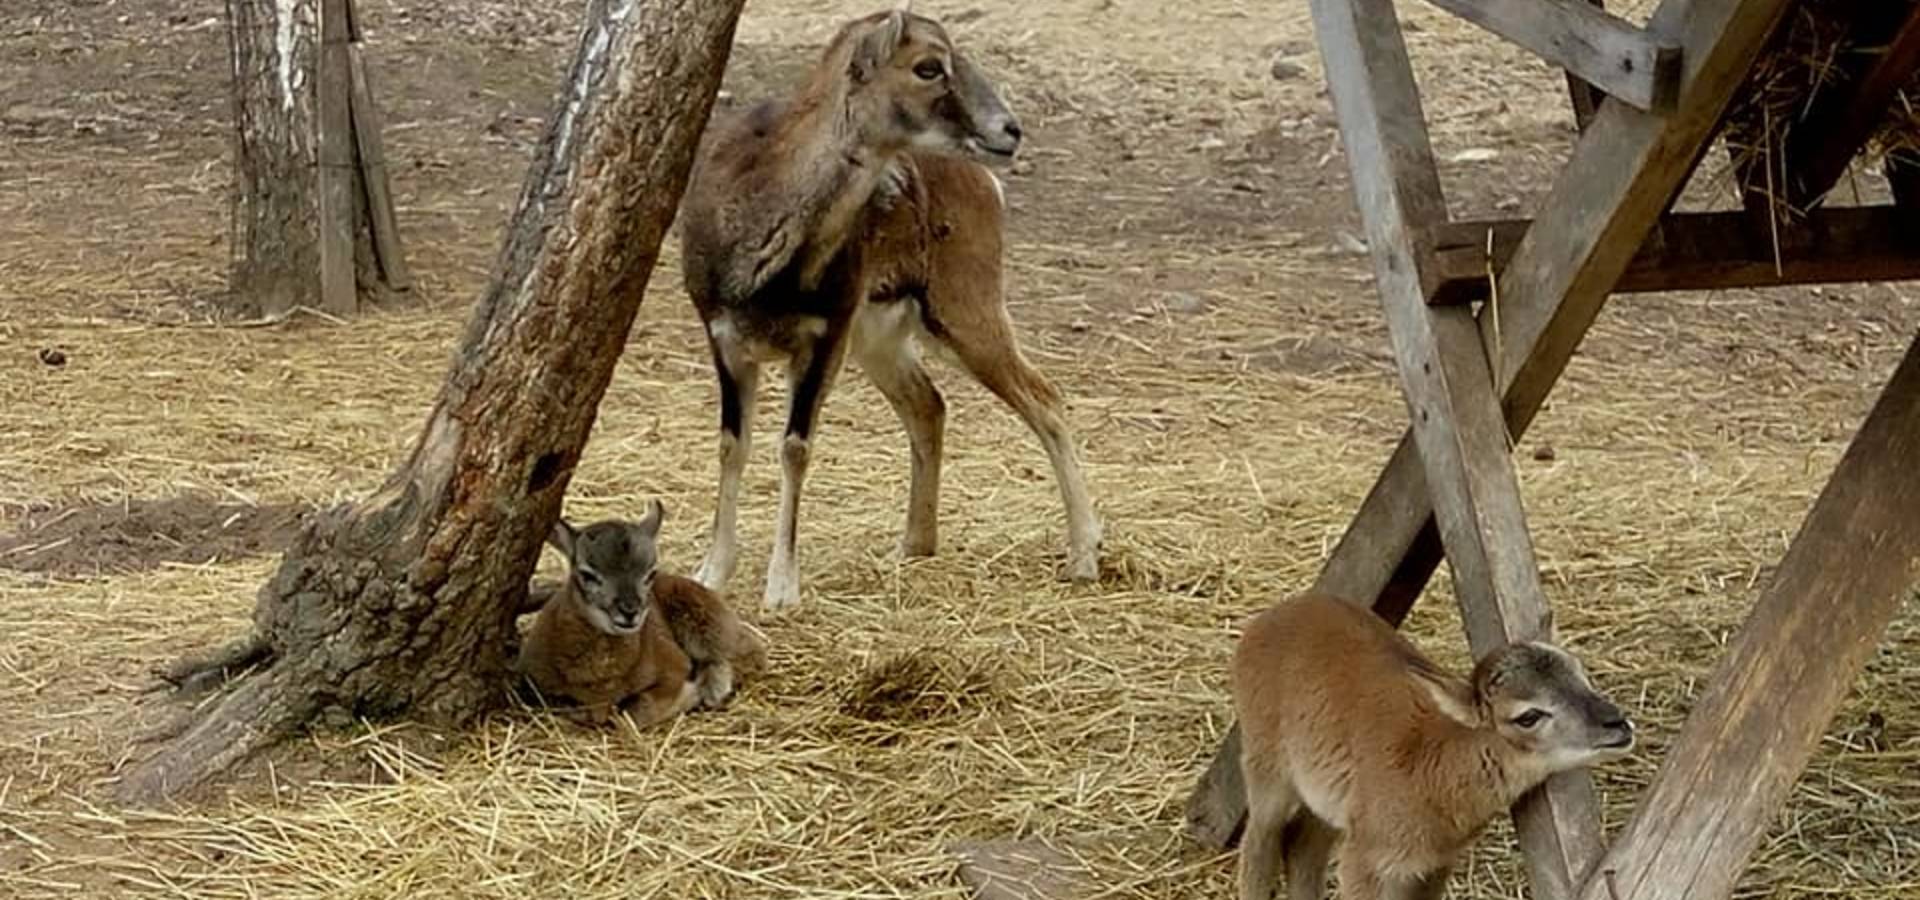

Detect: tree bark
[121,0,747,805]
[223,0,407,318]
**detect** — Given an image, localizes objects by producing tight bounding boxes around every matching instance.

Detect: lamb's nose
[1003,120,1024,143]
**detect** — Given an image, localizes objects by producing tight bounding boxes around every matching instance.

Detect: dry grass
[1722,0,1920,210]
[2,0,1919,898]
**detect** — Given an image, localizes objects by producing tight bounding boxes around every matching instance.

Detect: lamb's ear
[546,518,578,559]
[635,499,665,539]
[851,10,908,83]
[1411,666,1481,728]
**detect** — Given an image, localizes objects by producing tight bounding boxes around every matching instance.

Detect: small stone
[1165,293,1207,314]
[38,347,66,367]
[1270,57,1308,81]
[1532,444,1557,462]
[1009,158,1034,176]
[1068,320,1091,333]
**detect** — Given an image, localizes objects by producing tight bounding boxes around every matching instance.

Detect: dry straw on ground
[3,0,1919,898]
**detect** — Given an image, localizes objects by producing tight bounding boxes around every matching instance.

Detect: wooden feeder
[960,1,1920,898]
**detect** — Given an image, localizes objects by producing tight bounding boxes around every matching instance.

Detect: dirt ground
[2,0,1917,897]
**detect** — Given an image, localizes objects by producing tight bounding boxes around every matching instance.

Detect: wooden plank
[1311,1,1602,897]
[348,43,412,291]
[1431,205,1920,303]
[1786,4,1920,210]
[1580,334,1920,900]
[1563,0,1607,131]
[1422,0,1682,112]
[315,0,357,316]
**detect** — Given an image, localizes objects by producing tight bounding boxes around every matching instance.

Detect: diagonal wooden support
[1424,0,1682,112]
[1186,0,1796,879]
[1578,333,1920,900]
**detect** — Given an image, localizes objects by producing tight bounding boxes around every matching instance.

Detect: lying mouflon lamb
[517,501,765,726]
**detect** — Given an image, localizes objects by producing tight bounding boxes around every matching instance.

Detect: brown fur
[679,9,1099,609]
[516,578,697,729]
[1232,593,1634,900]
[650,572,768,709]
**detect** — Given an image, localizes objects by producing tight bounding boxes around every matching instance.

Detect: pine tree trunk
[120,0,747,805]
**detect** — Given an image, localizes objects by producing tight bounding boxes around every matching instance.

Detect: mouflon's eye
[1512,709,1550,729]
[576,569,603,587]
[914,59,945,81]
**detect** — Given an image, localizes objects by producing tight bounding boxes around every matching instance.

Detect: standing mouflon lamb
[678,7,1101,610]
[1234,592,1635,900]
[517,502,763,725]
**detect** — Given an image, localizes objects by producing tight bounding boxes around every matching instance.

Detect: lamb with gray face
[515,501,765,726]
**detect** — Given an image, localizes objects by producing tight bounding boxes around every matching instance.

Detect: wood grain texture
[1423,0,1681,111]
[1581,334,1920,900]
[1431,205,1920,303]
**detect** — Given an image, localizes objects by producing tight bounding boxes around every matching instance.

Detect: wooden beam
[1313,0,1795,616]
[1580,334,1920,900]
[1431,206,1920,303]
[1787,3,1920,210]
[1316,1,1605,897]
[1422,0,1682,112]
[315,0,357,316]
[1563,0,1608,131]
[348,42,412,291]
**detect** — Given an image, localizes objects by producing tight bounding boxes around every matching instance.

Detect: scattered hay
[837,649,1005,727]
[1723,0,1920,208]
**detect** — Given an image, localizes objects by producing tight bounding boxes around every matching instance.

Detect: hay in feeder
[1722,0,1920,213]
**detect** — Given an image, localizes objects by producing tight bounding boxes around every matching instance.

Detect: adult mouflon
[678,7,1101,609]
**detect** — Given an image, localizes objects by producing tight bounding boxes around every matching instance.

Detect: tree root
[151,633,275,699]
[115,667,308,807]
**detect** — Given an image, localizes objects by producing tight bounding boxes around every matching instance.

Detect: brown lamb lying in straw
[516,501,765,727]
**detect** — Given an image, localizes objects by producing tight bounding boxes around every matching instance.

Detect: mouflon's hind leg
[854,300,945,558]
[935,307,1100,582]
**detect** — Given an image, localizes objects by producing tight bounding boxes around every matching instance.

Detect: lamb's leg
[1239,766,1300,900]
[624,677,700,729]
[1282,814,1336,900]
[854,301,945,558]
[694,659,737,709]
[696,334,760,591]
[1334,844,1390,900]
[1403,866,1451,900]
[763,327,850,609]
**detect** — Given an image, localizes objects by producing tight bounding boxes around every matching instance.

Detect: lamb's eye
[576,569,603,588]
[1512,709,1549,729]
[914,60,945,81]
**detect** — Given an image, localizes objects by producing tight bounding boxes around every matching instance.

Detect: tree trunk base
[117,494,517,807]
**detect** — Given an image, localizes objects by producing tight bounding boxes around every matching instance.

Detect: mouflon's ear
[545,518,578,558]
[635,499,665,539]
[851,10,909,83]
